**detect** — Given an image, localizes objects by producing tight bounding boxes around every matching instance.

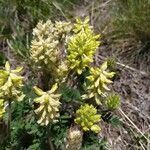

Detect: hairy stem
[7,99,11,141]
[47,126,54,150]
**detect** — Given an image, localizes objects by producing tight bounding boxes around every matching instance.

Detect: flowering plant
[1,17,120,149]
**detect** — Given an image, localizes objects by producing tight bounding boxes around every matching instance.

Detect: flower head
[55,21,72,39]
[33,83,61,126]
[73,17,92,33]
[67,18,100,74]
[0,61,24,100]
[30,20,72,74]
[75,104,101,133]
[31,20,59,69]
[82,61,115,105]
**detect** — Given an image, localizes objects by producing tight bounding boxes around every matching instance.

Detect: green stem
[7,99,11,141]
[47,126,54,150]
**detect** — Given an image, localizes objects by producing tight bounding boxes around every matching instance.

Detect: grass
[0,0,80,59]
[111,0,150,66]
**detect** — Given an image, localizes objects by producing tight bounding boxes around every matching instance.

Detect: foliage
[109,115,122,127]
[50,115,71,150]
[82,133,109,150]
[0,52,6,66]
[60,84,82,102]
[7,82,48,150]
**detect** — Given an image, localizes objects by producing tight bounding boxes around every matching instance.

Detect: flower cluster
[75,104,101,133]
[55,21,72,39]
[0,61,24,101]
[30,17,119,137]
[33,83,61,126]
[31,20,59,70]
[67,17,100,74]
[30,20,72,79]
[82,61,115,105]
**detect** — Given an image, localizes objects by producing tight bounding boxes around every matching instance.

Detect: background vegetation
[111,0,150,69]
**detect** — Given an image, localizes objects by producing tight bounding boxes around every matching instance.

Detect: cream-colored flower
[56,61,68,82]
[33,83,61,126]
[31,20,60,70]
[30,20,72,82]
[82,61,115,105]
[0,61,24,100]
[55,21,72,38]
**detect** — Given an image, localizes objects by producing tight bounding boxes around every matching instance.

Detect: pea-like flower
[75,104,101,133]
[0,99,5,119]
[33,83,61,126]
[56,61,68,82]
[82,61,115,105]
[55,21,72,39]
[0,61,24,100]
[73,17,92,33]
[30,20,59,70]
[30,20,72,78]
[67,18,100,74]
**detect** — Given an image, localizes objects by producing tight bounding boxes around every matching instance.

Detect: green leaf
[109,115,122,127]
[59,84,81,102]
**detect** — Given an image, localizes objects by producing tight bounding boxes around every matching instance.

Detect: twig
[116,62,148,76]
[139,141,146,150]
[88,0,113,11]
[121,101,150,120]
[118,108,149,142]
[97,55,149,76]
[48,136,54,150]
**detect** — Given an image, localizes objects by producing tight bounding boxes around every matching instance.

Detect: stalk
[7,99,11,140]
[47,126,54,150]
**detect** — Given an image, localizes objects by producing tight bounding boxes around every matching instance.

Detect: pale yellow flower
[67,18,100,74]
[82,61,115,105]
[0,61,24,101]
[33,83,61,126]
